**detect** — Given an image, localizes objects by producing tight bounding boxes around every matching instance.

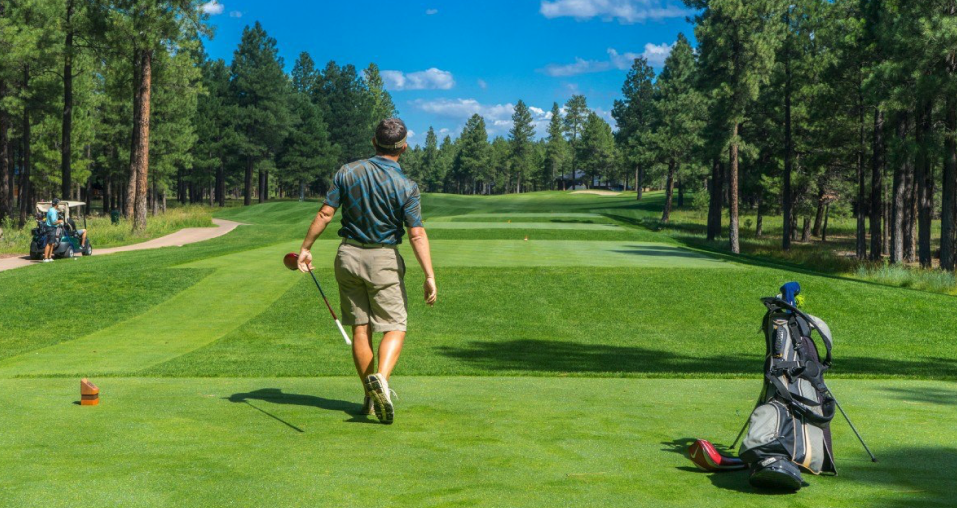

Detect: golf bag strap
[764,298,832,366]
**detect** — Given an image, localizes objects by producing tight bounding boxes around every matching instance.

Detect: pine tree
[647,33,705,223]
[577,112,616,188]
[564,94,588,188]
[509,100,535,193]
[315,62,372,165]
[612,57,656,200]
[230,21,291,205]
[451,115,489,194]
[687,0,785,254]
[364,63,397,128]
[421,127,439,191]
[544,103,568,190]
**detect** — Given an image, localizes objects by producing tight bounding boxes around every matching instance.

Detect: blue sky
[200,0,696,145]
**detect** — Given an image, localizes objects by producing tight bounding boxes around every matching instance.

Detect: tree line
[0,0,398,232]
[620,0,957,272]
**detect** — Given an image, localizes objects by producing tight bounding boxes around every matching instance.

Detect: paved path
[0,218,243,273]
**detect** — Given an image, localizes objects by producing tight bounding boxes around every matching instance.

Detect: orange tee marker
[80,378,100,406]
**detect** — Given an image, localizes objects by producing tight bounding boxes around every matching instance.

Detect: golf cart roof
[36,201,86,213]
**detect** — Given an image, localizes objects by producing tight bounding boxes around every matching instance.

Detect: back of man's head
[374,118,408,157]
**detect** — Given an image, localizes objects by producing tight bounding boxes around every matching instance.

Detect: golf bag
[738,296,837,490]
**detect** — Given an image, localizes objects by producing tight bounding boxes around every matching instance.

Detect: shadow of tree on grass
[437,339,957,378]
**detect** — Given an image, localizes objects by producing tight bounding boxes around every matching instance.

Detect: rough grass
[0,206,212,255]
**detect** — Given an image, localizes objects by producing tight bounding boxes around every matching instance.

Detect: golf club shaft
[831,392,877,462]
[308,270,352,345]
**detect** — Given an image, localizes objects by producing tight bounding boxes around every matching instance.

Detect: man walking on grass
[297,118,437,425]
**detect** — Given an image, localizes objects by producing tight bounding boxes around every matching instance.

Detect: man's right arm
[408,226,436,306]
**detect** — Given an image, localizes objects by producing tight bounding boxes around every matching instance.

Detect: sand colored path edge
[0,218,243,273]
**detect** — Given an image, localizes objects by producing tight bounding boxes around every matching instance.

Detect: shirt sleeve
[403,184,423,228]
[323,169,343,209]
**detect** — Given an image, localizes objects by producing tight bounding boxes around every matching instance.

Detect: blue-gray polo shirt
[323,156,423,245]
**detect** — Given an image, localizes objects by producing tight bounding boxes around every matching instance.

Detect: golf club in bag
[283,252,351,346]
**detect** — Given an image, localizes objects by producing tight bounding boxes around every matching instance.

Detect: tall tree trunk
[869,109,885,261]
[783,43,793,252]
[0,0,8,222]
[132,49,152,233]
[0,80,9,223]
[661,159,676,223]
[244,157,253,206]
[636,165,643,200]
[18,66,32,228]
[890,112,908,264]
[707,158,722,241]
[218,159,226,207]
[126,50,141,220]
[822,204,830,243]
[942,95,957,271]
[755,191,764,238]
[729,125,740,254]
[60,0,75,199]
[801,217,811,242]
[856,69,867,259]
[677,177,684,208]
[812,189,825,237]
[916,99,933,268]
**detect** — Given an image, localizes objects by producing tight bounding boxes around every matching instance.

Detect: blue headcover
[780,282,801,306]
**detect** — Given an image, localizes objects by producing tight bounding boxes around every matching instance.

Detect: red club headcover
[688,439,747,472]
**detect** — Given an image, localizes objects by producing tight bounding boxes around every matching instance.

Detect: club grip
[335,319,352,345]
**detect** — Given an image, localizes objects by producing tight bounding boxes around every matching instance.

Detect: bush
[855,262,957,295]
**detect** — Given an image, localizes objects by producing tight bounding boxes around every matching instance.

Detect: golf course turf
[1,191,955,507]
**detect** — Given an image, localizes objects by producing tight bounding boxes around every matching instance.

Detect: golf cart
[29,201,93,260]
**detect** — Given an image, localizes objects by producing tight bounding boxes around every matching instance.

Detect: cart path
[0,218,243,273]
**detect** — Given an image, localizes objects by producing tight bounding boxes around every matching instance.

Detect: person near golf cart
[297,117,437,425]
[41,198,65,262]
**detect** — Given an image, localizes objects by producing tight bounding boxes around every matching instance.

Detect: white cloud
[543,42,673,77]
[411,98,560,137]
[407,129,416,139]
[540,0,690,24]
[477,79,488,90]
[381,68,455,91]
[426,8,439,15]
[200,1,225,15]
[608,42,673,68]
[229,10,243,18]
[541,57,611,77]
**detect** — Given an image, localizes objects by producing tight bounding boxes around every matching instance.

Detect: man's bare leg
[377,331,405,379]
[43,243,53,260]
[351,324,375,380]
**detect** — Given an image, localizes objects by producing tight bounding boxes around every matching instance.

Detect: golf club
[283,252,351,346]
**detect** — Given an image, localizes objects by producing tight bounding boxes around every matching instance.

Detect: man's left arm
[298,204,337,272]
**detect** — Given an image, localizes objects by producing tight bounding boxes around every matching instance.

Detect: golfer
[297,118,436,425]
[42,198,64,263]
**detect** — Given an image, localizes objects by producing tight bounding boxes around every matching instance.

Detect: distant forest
[2,1,957,271]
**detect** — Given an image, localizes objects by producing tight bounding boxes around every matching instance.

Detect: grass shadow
[850,447,957,507]
[882,386,957,406]
[437,339,957,378]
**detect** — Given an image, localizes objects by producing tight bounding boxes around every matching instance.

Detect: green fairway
[1,192,955,507]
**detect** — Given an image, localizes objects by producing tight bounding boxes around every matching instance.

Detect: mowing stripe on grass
[0,246,301,377]
[426,212,603,222]
[421,222,623,230]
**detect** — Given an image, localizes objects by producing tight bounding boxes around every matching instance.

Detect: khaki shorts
[334,242,408,332]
